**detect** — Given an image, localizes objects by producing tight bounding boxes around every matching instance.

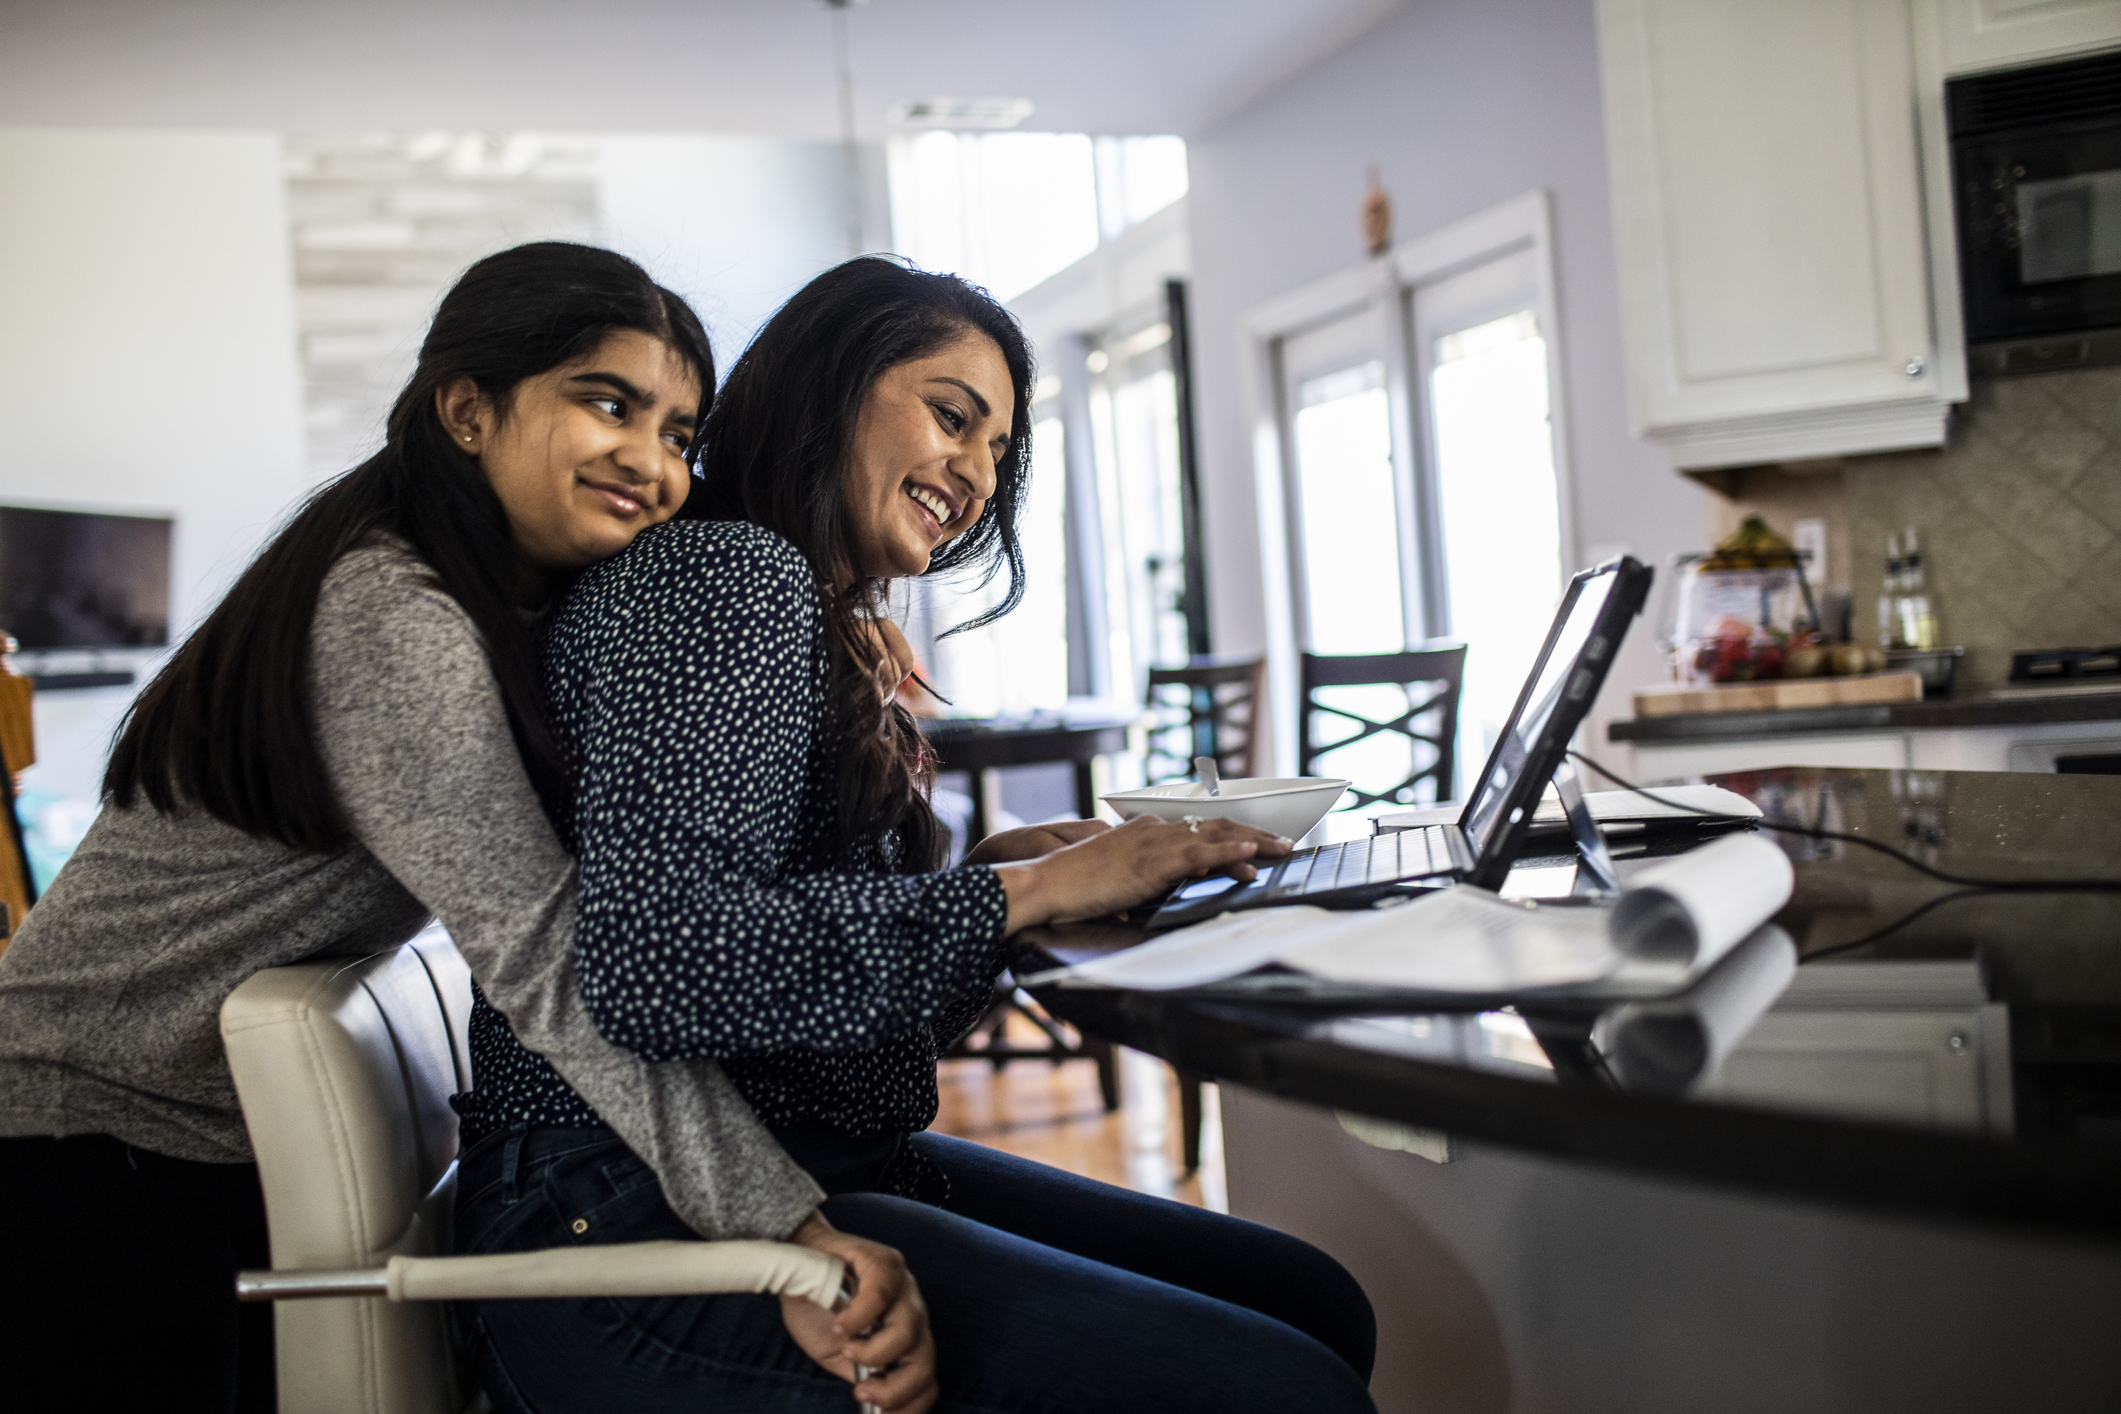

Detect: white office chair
[221,927,849,1414]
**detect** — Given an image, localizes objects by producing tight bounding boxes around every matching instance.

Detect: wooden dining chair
[1140,656,1269,1172]
[1143,656,1268,786]
[1299,644,1467,811]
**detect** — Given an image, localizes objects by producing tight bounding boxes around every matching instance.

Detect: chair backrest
[1144,657,1268,783]
[1299,645,1467,811]
[220,925,476,1414]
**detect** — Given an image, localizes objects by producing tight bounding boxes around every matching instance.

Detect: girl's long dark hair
[691,258,1034,872]
[105,242,714,852]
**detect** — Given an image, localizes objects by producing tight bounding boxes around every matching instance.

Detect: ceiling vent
[887,97,1035,130]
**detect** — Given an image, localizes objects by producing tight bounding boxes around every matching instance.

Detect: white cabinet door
[1598,0,1950,468]
[1925,0,2121,73]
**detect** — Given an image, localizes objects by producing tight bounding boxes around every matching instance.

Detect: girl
[452,258,1378,1414]
[0,243,901,1411]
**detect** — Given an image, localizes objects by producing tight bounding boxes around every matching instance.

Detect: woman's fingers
[850,1281,936,1413]
[845,1282,926,1371]
[995,814,1298,931]
[858,1348,939,1414]
[833,1244,905,1340]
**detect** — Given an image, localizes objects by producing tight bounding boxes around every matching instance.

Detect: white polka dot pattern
[454,520,1008,1143]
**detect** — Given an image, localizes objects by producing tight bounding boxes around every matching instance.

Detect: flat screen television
[0,507,171,650]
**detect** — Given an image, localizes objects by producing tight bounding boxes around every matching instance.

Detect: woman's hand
[989,814,1294,933]
[783,1211,937,1413]
[963,818,1111,866]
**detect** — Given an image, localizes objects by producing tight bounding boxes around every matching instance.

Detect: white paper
[1032,829,1794,998]
[1034,907,1343,991]
[1599,924,1799,1093]
[1279,889,1621,992]
[1608,832,1793,971]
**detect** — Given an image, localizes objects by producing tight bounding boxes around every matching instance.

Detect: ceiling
[0,0,1411,139]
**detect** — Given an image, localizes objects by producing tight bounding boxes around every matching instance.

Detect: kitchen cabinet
[1596,0,1954,469]
[1922,0,2121,75]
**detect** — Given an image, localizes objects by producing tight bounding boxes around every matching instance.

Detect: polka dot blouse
[453,520,1008,1146]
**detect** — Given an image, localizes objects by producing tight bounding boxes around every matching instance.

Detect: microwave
[1948,48,2121,375]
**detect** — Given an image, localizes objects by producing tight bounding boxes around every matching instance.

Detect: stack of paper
[1036,832,1795,1000]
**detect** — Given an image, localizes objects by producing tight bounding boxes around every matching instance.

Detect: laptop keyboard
[1257,826,1453,901]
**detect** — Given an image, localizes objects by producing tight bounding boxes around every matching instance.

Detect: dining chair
[1143,656,1269,785]
[1141,656,1268,1171]
[1299,644,1467,811]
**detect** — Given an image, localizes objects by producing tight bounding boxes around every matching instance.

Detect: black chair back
[1299,644,1466,811]
[1144,656,1268,784]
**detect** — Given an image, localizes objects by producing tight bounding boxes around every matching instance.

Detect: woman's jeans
[452,1125,1377,1413]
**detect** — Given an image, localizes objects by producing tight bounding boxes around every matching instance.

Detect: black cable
[1566,749,2121,894]
[1800,887,1998,962]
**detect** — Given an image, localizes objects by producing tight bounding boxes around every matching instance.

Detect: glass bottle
[1896,525,1939,650]
[1878,532,1905,648]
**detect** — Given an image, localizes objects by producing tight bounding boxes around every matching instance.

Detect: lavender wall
[1183,0,1704,760]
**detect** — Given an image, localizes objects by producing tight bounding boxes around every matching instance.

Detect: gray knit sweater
[0,538,824,1240]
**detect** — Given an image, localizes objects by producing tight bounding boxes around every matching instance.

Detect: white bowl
[1100,777,1350,841]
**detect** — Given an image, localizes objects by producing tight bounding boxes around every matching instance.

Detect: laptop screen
[1459,563,1620,857]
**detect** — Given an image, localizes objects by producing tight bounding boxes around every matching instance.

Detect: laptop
[1144,554,1656,930]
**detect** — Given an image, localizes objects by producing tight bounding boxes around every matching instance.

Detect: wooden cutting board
[1632,672,1925,718]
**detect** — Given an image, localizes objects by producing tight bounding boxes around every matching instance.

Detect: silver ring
[1182,815,1202,833]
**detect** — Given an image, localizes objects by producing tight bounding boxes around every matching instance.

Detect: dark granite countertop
[1014,768,2121,1240]
[1609,688,2121,743]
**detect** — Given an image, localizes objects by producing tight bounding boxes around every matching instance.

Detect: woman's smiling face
[439,328,702,586]
[843,332,1015,581]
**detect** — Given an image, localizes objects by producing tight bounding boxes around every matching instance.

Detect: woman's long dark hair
[691,257,1034,872]
[105,242,715,852]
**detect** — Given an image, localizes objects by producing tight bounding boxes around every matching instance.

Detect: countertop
[1013,767,2121,1240]
[1608,686,2121,742]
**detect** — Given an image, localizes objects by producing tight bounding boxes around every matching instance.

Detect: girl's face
[440,329,701,585]
[843,332,1015,581]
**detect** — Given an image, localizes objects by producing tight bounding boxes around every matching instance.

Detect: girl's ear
[435,376,489,453]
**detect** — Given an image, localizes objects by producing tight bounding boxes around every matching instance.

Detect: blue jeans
[452,1125,1377,1413]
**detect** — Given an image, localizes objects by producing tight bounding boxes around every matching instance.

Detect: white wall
[598,135,877,365]
[1184,0,1706,768]
[0,129,306,811]
[0,126,868,833]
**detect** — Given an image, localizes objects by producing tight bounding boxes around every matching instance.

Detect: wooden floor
[932,1013,1226,1211]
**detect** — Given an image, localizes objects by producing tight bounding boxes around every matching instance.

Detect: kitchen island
[1014,767,2121,1412]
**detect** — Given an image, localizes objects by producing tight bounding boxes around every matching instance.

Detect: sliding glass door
[1278,306,1410,656]
[1409,247,1566,778]
[1272,243,1568,800]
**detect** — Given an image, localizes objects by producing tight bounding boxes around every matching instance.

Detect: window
[888,132,1187,301]
[1289,360,1405,655]
[1253,194,1572,793]
[889,139,1194,726]
[1094,136,1189,240]
[1089,320,1192,700]
[1411,251,1566,778]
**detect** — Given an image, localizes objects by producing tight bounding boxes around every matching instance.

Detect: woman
[0,243,891,1412]
[452,258,1378,1414]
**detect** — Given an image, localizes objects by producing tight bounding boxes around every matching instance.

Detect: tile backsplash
[1844,366,2121,694]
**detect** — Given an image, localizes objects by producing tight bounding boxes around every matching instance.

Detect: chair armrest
[240,1239,845,1310]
